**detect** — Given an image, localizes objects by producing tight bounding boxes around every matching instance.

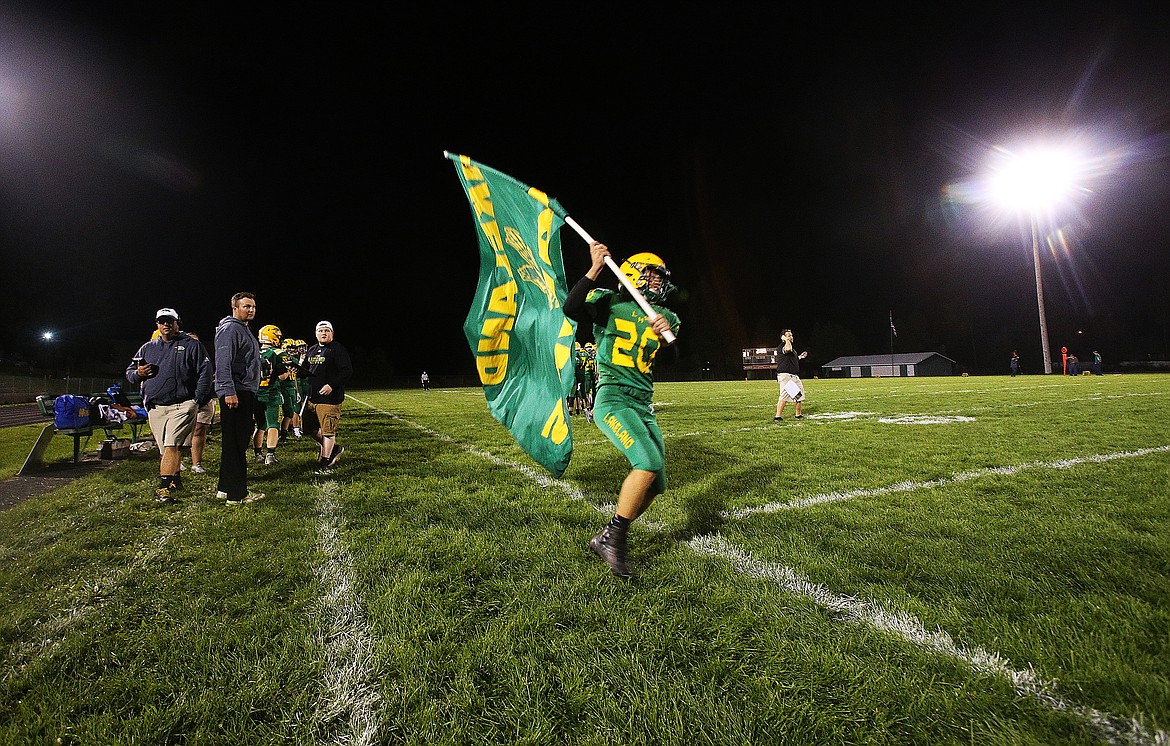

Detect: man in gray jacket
[127,307,213,502]
[214,292,263,505]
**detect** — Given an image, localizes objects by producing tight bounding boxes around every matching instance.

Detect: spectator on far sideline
[214,292,264,505]
[421,370,430,391]
[1010,350,1020,377]
[1093,350,1103,375]
[126,307,212,503]
[295,320,353,475]
[774,329,808,422]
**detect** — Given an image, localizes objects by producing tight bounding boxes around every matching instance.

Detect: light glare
[988,146,1082,211]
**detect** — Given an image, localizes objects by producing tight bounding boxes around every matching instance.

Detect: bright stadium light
[986,143,1089,374]
[41,331,54,341]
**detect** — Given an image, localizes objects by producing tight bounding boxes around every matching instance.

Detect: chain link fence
[0,374,128,404]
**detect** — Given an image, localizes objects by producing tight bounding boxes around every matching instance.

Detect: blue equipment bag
[54,395,92,429]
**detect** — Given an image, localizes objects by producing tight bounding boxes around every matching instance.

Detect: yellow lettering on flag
[541,399,569,444]
[476,280,518,384]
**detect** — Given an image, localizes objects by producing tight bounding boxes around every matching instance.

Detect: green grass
[1,374,1167,745]
[0,421,92,481]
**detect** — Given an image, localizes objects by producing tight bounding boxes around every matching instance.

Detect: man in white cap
[126,307,213,502]
[294,320,353,474]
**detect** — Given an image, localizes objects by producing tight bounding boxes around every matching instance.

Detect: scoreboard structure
[742,347,778,372]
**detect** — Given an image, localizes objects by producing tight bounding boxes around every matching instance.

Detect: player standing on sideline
[583,342,598,422]
[563,242,680,579]
[278,337,300,441]
[572,342,589,416]
[252,325,289,465]
[293,340,309,435]
[295,321,354,474]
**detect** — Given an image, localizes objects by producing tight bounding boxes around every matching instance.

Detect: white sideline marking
[1,522,186,685]
[346,394,586,503]
[877,415,975,424]
[725,445,1170,519]
[346,396,651,527]
[311,481,383,746]
[688,534,1168,746]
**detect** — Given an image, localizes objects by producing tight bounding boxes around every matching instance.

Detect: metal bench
[18,395,135,476]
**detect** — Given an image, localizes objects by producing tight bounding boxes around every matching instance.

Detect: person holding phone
[126,308,212,502]
[774,329,808,422]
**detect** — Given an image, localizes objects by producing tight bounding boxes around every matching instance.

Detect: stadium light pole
[989,146,1082,375]
[1027,211,1053,374]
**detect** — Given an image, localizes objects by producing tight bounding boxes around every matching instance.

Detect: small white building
[821,352,956,378]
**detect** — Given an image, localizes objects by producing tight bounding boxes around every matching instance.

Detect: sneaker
[216,491,229,501]
[794,415,804,420]
[264,453,278,466]
[253,452,264,463]
[191,464,207,474]
[773,416,783,423]
[293,428,302,438]
[326,445,345,467]
[154,486,175,503]
[179,462,187,471]
[225,492,265,505]
[589,526,631,579]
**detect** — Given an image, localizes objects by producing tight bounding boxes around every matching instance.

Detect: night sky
[2,2,1168,382]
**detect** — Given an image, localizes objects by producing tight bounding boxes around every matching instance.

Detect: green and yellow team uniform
[583,348,598,400]
[279,348,299,417]
[255,346,286,430]
[584,288,681,494]
[573,345,590,408]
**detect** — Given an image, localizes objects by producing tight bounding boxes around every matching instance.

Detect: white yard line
[346,394,587,503]
[688,534,1168,746]
[311,480,383,746]
[725,445,1170,519]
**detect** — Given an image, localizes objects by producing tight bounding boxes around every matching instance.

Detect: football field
[1,374,1167,744]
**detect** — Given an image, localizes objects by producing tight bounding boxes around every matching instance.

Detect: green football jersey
[584,288,680,395]
[257,346,286,402]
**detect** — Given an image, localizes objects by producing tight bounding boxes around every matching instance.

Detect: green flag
[447,153,578,477]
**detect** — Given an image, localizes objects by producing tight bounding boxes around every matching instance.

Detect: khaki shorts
[305,402,342,437]
[147,400,198,449]
[196,399,216,425]
[777,373,805,403]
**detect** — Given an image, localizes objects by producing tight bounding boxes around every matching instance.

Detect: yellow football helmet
[619,252,674,303]
[258,324,282,346]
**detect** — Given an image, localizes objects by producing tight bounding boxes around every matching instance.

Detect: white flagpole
[563,216,676,344]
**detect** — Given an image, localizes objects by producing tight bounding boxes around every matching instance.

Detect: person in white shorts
[774,329,808,422]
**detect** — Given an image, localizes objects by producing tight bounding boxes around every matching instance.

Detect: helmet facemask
[619,252,675,303]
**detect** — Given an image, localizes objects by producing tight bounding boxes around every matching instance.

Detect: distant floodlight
[984,141,1098,375]
[41,331,54,341]
[988,145,1082,211]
